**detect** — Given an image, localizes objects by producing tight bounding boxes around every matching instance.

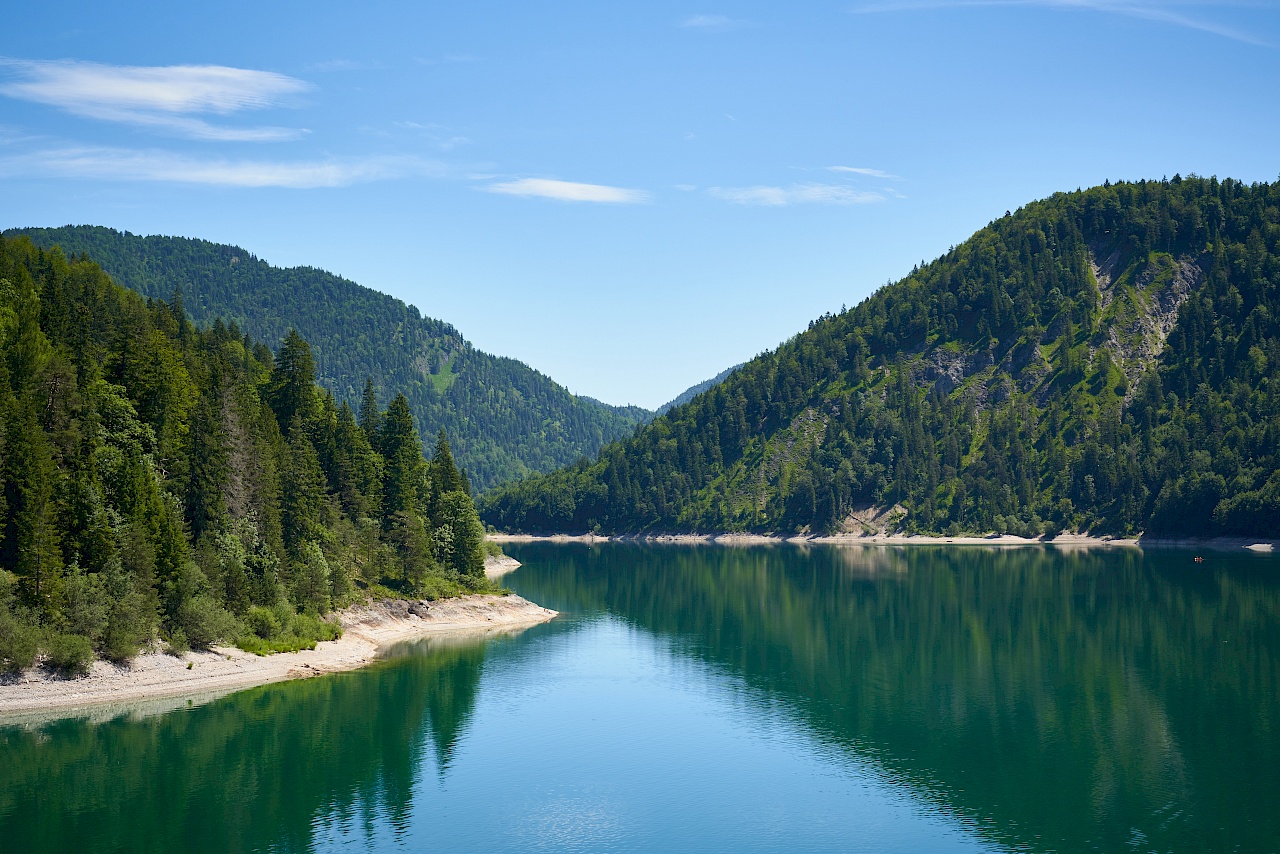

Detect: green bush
[289,612,342,644]
[244,606,282,640]
[101,561,160,662]
[174,594,237,649]
[292,541,332,615]
[0,610,39,674]
[165,629,190,655]
[45,633,94,677]
[236,607,341,656]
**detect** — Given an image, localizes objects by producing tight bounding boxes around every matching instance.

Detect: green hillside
[656,363,742,416]
[481,177,1280,538]
[4,226,650,491]
[0,234,491,672]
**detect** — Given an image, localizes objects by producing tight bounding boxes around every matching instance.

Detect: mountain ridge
[4,225,651,490]
[656,364,743,416]
[480,177,1280,539]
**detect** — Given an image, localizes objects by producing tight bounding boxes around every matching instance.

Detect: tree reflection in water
[508,543,1280,853]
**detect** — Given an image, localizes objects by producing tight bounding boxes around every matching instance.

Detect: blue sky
[2,2,1278,409]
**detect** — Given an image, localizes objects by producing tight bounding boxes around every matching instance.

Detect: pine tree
[358,377,381,441]
[280,415,325,557]
[267,329,318,433]
[379,395,423,523]
[427,430,465,522]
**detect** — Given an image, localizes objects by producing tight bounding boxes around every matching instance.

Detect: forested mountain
[482,177,1280,538]
[656,364,742,416]
[0,234,490,674]
[4,226,650,490]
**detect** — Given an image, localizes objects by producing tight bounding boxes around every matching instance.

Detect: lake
[3,543,1279,852]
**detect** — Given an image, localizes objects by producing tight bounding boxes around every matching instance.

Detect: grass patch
[429,355,458,393]
[236,606,342,656]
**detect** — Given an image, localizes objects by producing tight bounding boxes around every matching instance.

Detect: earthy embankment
[484,552,524,579]
[488,532,1277,552]
[0,556,550,723]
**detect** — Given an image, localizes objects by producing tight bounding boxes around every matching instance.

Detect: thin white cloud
[680,14,739,30]
[304,59,384,72]
[827,165,900,178]
[486,178,649,203]
[0,59,311,140]
[415,54,482,65]
[0,145,446,188]
[709,183,886,206]
[393,120,471,150]
[850,0,1269,46]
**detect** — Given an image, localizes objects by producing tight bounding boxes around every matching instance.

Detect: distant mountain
[480,177,1280,538]
[656,364,743,416]
[7,226,651,490]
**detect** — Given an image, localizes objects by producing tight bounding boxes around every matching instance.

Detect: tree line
[5,226,651,490]
[0,234,489,674]
[481,176,1280,538]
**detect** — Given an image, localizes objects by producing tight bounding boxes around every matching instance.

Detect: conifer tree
[280,415,325,556]
[267,329,318,433]
[379,394,422,523]
[358,377,381,440]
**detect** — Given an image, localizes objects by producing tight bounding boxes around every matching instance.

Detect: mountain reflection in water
[507,543,1280,853]
[1,543,1276,853]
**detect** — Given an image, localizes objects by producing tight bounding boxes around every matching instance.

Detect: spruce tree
[358,377,381,441]
[379,395,423,523]
[267,329,317,433]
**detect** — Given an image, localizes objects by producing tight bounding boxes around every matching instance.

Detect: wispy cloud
[849,0,1270,46]
[0,145,446,188]
[0,59,312,140]
[485,177,649,203]
[709,183,887,205]
[304,59,384,72]
[827,165,900,178]
[415,53,482,65]
[394,120,471,150]
[680,14,742,30]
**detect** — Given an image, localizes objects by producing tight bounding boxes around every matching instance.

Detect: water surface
[2,544,1278,852]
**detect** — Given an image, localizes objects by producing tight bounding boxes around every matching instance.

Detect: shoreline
[0,556,550,724]
[488,532,1277,552]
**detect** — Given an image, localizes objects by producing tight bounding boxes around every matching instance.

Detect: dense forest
[655,363,742,416]
[482,177,1280,538]
[4,226,651,490]
[0,234,491,675]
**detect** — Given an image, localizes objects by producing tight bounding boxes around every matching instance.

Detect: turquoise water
[3,544,1279,852]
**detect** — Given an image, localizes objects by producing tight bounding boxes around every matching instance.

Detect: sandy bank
[0,593,555,724]
[484,553,523,579]
[488,532,1276,552]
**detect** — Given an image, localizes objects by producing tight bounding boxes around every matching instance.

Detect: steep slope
[481,177,1280,538]
[656,363,743,416]
[0,234,491,672]
[4,226,650,490]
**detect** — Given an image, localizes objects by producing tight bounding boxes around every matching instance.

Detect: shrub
[165,629,190,655]
[45,633,94,677]
[0,610,39,674]
[292,541,332,615]
[101,561,160,662]
[62,565,108,644]
[289,612,342,644]
[236,611,341,656]
[244,606,282,640]
[174,594,237,649]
